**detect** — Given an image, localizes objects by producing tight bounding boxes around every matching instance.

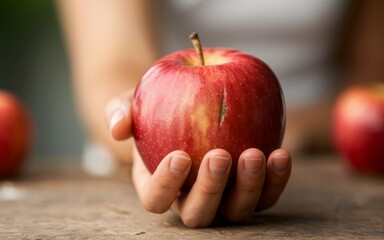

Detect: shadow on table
[167,211,330,228]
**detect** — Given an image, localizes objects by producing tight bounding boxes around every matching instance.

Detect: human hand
[106,90,292,228]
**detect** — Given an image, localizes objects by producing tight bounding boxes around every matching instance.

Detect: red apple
[0,90,33,178]
[332,84,384,174]
[132,33,285,189]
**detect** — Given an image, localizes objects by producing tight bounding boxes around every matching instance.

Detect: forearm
[57,0,157,162]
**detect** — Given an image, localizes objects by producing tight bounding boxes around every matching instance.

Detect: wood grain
[0,156,383,239]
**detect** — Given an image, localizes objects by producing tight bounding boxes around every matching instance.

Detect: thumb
[105,89,134,140]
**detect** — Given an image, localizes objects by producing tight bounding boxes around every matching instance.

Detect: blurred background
[1,0,383,165]
[0,1,84,160]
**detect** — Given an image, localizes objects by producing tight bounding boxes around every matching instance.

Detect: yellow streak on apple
[190,104,210,149]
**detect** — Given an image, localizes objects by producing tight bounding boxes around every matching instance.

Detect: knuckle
[240,183,261,194]
[182,216,210,228]
[221,205,253,223]
[141,197,168,214]
[197,184,221,197]
[225,213,250,223]
[156,177,180,191]
[140,188,171,214]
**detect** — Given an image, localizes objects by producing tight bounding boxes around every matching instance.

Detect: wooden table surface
[0,155,383,239]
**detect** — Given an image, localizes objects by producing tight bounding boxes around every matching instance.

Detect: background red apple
[332,84,384,174]
[132,33,285,190]
[0,90,33,178]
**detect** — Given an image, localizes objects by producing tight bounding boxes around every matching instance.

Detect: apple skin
[332,84,384,174]
[132,48,285,190]
[0,91,33,178]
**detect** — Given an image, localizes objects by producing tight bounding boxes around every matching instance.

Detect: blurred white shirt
[155,0,349,110]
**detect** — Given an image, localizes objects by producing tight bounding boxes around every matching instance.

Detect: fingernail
[209,155,231,177]
[273,155,289,175]
[244,157,263,176]
[109,110,125,132]
[170,155,190,174]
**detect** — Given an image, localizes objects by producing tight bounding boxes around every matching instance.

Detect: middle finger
[172,149,232,228]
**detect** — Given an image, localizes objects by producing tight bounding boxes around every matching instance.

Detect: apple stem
[189,32,205,66]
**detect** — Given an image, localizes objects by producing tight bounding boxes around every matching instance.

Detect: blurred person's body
[154,0,349,153]
[58,0,384,227]
[59,0,384,160]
